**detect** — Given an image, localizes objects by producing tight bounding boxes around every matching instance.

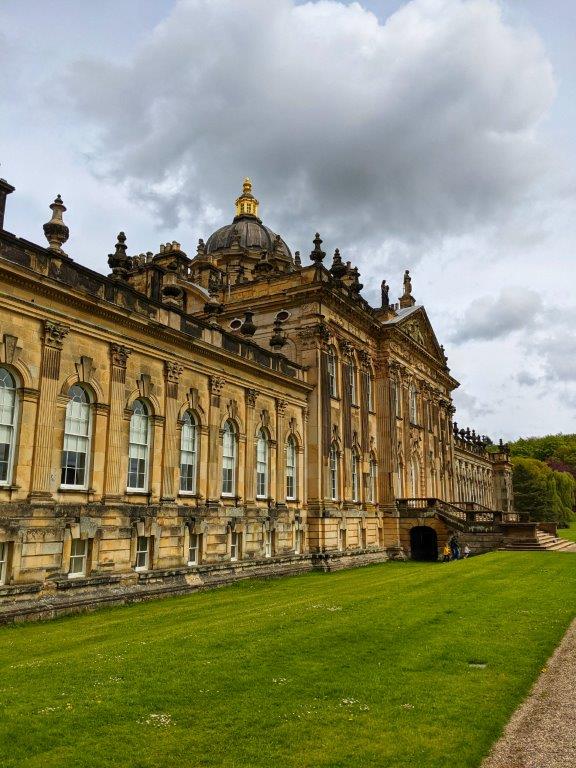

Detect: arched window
[329,442,339,501]
[327,347,337,398]
[286,436,297,500]
[256,428,269,499]
[350,363,357,405]
[0,368,17,485]
[221,420,236,496]
[61,385,91,489]
[127,399,150,491]
[369,456,377,504]
[180,411,198,493]
[351,450,360,502]
[409,384,418,424]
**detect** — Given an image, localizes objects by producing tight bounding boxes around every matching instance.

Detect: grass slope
[1,553,576,768]
[561,521,576,542]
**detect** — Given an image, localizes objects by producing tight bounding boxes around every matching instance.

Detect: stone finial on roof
[399,269,416,309]
[294,251,301,268]
[329,248,347,280]
[108,231,131,281]
[309,233,325,265]
[43,194,69,254]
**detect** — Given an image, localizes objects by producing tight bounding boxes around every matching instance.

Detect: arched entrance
[410,526,438,561]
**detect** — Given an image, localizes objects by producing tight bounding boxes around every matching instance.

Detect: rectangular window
[0,542,7,585]
[0,425,13,484]
[350,366,357,406]
[230,531,241,562]
[135,536,150,571]
[128,452,147,491]
[61,444,87,487]
[69,538,88,577]
[339,528,347,552]
[188,533,201,565]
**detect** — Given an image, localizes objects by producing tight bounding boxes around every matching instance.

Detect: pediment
[394,307,445,364]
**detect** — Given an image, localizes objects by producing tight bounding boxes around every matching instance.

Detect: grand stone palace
[0,176,516,620]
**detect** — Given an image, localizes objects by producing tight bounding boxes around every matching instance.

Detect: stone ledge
[0,548,389,625]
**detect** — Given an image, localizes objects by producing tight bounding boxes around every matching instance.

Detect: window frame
[285,436,297,501]
[127,399,151,493]
[188,531,201,565]
[230,530,241,562]
[350,363,358,406]
[369,457,377,504]
[68,538,88,578]
[0,367,18,487]
[0,541,8,585]
[351,450,360,502]
[255,428,269,500]
[327,347,337,398]
[60,385,92,491]
[180,411,198,495]
[135,535,150,571]
[221,420,237,497]
[329,442,339,501]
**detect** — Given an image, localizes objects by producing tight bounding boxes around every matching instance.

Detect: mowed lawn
[560,521,576,542]
[1,554,576,768]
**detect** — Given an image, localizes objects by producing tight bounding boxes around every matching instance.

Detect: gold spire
[235,177,259,218]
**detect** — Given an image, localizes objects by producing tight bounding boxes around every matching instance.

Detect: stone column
[29,320,70,500]
[104,343,132,500]
[244,389,258,505]
[275,399,287,504]
[161,361,183,501]
[206,376,225,504]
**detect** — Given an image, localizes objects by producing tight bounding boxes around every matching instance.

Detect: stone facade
[0,177,514,618]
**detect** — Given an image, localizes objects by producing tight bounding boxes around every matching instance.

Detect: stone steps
[503,530,576,552]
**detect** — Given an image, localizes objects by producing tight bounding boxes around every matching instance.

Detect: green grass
[1,553,576,768]
[560,521,576,542]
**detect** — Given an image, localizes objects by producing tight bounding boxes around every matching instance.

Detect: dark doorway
[410,526,438,561]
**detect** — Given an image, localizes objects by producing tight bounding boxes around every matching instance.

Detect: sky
[1,0,575,441]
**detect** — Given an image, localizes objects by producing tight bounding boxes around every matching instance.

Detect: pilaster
[29,320,70,500]
[103,343,132,500]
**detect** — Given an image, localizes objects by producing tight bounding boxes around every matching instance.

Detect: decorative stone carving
[297,322,330,349]
[43,320,69,350]
[75,355,95,384]
[165,361,183,383]
[246,388,259,408]
[136,373,154,399]
[110,343,132,368]
[260,409,271,428]
[227,399,239,421]
[2,334,21,366]
[276,398,287,417]
[186,387,205,415]
[210,376,226,396]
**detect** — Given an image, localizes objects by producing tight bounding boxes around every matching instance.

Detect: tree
[511,457,575,523]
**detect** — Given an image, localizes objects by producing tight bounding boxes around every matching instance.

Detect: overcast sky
[1,0,574,441]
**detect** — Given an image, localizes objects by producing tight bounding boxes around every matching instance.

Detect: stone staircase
[503,530,576,553]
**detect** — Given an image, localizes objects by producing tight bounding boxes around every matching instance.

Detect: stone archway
[410,526,438,561]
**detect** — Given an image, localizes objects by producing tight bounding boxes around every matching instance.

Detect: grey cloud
[62,0,556,263]
[452,391,494,422]
[450,287,543,343]
[515,370,539,387]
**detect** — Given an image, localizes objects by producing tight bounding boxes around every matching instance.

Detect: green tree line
[508,434,576,523]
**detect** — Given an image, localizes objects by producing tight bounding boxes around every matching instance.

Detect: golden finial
[235,177,259,218]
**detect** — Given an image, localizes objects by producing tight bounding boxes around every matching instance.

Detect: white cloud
[62,0,556,257]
